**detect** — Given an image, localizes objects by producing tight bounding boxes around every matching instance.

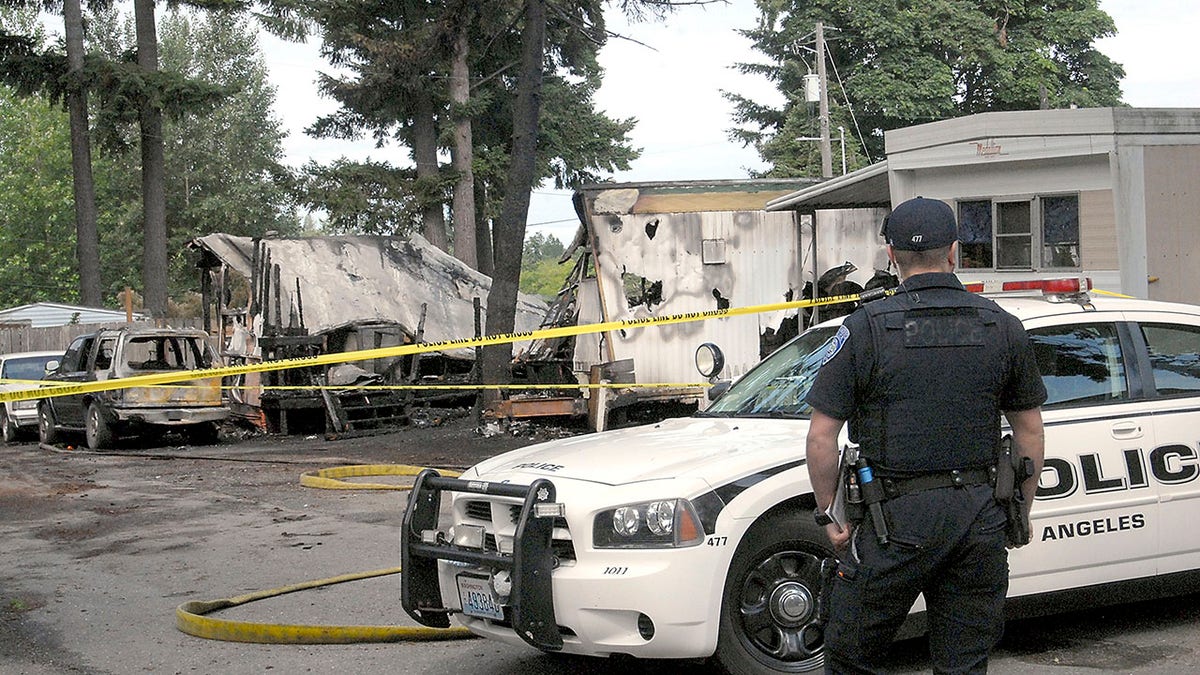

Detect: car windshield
[701,325,840,419]
[2,355,58,380]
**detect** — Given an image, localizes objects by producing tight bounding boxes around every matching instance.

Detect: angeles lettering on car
[1035,442,1198,542]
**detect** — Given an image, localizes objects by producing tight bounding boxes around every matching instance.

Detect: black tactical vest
[850,287,1011,474]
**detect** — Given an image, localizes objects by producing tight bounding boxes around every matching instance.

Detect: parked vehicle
[401,277,1200,673]
[38,327,229,450]
[0,351,62,443]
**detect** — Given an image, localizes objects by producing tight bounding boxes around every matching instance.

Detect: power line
[527,217,578,227]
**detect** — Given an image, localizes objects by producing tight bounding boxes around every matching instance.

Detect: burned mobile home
[190,234,548,434]
[521,179,889,427]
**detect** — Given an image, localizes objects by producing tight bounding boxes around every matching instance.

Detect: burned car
[38,327,229,449]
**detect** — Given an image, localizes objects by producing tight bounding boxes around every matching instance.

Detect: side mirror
[694,342,725,379]
[44,360,60,374]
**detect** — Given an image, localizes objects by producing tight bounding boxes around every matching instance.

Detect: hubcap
[769,581,814,627]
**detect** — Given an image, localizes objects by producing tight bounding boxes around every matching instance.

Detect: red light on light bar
[963,282,985,293]
[1000,278,1092,294]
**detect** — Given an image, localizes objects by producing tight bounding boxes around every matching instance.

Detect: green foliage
[0,85,84,304]
[520,255,571,300]
[730,0,1126,177]
[299,159,419,234]
[522,231,565,267]
[0,6,296,310]
[518,231,568,299]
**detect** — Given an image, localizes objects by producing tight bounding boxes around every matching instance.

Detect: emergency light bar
[1000,277,1092,294]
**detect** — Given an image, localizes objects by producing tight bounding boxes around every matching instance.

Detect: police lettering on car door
[1036,443,1198,541]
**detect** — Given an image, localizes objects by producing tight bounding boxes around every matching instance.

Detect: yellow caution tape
[299,464,461,490]
[175,566,473,644]
[1090,288,1134,299]
[2,381,710,391]
[1,292,861,404]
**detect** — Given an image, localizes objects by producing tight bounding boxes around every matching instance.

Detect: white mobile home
[768,107,1200,301]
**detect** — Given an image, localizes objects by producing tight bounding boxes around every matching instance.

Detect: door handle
[1111,421,1143,439]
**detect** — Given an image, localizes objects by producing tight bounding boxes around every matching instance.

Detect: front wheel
[38,403,61,446]
[85,402,115,450]
[1,408,17,444]
[714,509,833,674]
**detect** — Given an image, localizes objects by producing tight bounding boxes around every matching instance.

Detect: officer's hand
[825,522,850,553]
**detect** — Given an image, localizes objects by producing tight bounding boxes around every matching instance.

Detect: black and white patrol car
[401,278,1200,673]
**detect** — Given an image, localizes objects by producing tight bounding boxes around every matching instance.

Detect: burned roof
[191,233,549,354]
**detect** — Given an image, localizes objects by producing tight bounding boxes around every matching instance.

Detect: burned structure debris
[521,179,890,428]
[190,234,548,434]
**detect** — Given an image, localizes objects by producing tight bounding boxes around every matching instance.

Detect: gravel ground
[0,411,580,674]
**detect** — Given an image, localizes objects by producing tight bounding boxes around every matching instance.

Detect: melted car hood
[467,416,809,487]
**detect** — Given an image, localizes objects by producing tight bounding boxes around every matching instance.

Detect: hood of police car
[463,415,806,487]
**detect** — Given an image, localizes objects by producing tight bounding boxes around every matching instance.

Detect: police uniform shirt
[806,272,1047,474]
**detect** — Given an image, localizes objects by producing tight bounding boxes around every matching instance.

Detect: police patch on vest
[902,308,985,347]
[822,325,850,364]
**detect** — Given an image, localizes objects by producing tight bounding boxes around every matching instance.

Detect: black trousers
[824,484,1009,675]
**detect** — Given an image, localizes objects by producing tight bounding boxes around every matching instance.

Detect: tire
[85,402,115,450]
[187,421,220,446]
[1,408,17,444]
[714,509,833,674]
[38,403,61,446]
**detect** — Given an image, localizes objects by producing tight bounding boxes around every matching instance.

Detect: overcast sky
[261,0,1200,245]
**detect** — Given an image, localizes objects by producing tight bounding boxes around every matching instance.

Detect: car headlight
[13,400,37,411]
[593,498,706,549]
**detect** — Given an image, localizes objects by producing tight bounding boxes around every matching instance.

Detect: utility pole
[816,21,833,179]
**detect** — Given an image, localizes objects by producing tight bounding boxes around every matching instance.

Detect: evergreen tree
[92,6,299,302]
[300,0,637,262]
[0,5,294,311]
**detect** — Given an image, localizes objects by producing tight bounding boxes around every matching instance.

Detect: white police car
[400,278,1200,673]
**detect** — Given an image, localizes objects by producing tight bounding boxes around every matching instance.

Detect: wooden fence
[0,318,206,355]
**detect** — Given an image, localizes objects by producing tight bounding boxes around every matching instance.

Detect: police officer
[805,197,1046,674]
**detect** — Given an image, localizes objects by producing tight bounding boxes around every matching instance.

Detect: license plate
[457,574,505,621]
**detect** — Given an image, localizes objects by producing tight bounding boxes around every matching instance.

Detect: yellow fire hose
[176,464,471,644]
[299,463,461,490]
[175,566,473,643]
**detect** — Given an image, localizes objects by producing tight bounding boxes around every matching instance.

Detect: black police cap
[880,197,958,251]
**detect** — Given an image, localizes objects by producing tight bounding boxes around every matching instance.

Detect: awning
[765,161,891,212]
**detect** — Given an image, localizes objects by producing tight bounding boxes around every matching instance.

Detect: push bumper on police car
[401,469,562,649]
[399,464,738,659]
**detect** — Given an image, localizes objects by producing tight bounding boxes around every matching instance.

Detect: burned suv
[38,326,229,449]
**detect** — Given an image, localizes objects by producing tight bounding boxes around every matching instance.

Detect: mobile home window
[1042,195,1080,268]
[956,195,1080,271]
[957,200,992,269]
[996,201,1032,269]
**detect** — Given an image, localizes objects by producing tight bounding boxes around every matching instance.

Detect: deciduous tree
[728,0,1125,177]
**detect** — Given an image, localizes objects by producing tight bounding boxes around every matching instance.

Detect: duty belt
[881,468,994,499]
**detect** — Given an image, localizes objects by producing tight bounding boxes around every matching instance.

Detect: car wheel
[85,403,115,450]
[187,421,220,446]
[38,403,61,446]
[1,408,17,444]
[714,509,832,674]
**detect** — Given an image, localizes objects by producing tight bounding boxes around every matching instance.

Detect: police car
[401,278,1200,674]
